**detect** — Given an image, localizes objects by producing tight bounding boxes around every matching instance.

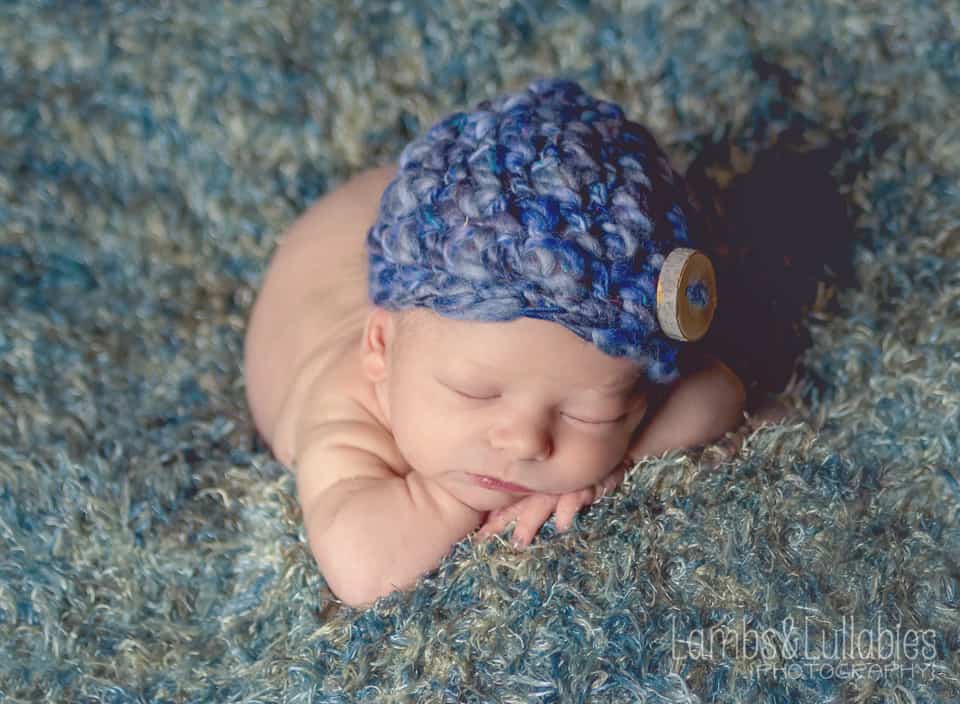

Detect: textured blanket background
[1,1,958,702]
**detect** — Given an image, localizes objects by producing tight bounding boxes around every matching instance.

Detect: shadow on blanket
[685,113,863,407]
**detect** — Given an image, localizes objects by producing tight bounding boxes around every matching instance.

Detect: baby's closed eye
[445,384,499,401]
[564,411,628,425]
[438,380,634,425]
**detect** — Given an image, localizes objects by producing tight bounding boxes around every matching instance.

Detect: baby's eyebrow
[588,372,646,395]
[598,374,640,389]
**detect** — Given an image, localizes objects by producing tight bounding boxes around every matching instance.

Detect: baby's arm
[297,435,484,608]
[625,351,746,460]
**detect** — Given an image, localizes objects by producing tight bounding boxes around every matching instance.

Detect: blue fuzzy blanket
[1,1,958,701]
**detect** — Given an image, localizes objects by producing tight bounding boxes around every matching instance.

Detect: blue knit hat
[366,78,716,384]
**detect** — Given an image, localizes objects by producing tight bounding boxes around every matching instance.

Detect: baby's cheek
[393,405,462,475]
[556,465,608,493]
[557,433,628,484]
[392,418,434,472]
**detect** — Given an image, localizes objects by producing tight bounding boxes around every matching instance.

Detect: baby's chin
[472,495,524,513]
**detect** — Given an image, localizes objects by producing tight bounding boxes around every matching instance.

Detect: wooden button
[655,247,717,341]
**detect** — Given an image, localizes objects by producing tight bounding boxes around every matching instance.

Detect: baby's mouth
[465,473,535,494]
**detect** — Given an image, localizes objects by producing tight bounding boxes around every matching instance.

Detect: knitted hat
[366,78,716,384]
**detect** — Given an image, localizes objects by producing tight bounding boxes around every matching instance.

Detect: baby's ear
[361,307,395,383]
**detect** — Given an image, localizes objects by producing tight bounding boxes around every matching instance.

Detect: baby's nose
[489,412,553,461]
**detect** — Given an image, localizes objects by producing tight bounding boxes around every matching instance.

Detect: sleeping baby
[243,78,752,607]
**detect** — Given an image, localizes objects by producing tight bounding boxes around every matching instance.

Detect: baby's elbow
[324,567,391,608]
[309,521,403,608]
[680,355,747,445]
[712,358,747,430]
[667,368,750,466]
[313,544,385,608]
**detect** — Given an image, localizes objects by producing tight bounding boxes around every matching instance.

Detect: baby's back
[243,165,401,470]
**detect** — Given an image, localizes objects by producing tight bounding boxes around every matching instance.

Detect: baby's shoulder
[275,340,410,477]
[290,388,414,517]
[293,388,412,478]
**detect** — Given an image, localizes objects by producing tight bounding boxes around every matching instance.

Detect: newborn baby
[243,79,747,607]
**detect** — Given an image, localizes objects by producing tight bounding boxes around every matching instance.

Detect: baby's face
[370,308,652,512]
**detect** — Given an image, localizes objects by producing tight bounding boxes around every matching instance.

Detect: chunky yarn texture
[366,78,709,384]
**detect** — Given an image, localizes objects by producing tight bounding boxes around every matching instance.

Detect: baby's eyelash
[451,387,499,401]
[565,412,628,425]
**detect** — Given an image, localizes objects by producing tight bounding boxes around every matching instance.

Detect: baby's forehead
[402,310,526,345]
[404,309,646,383]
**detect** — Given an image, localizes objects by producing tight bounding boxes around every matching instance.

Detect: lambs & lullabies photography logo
[670,614,944,682]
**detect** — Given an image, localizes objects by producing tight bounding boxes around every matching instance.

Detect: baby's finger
[476,507,516,539]
[511,496,557,549]
[601,466,626,494]
[554,489,592,532]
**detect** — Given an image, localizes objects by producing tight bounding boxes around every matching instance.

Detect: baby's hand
[475,460,630,549]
